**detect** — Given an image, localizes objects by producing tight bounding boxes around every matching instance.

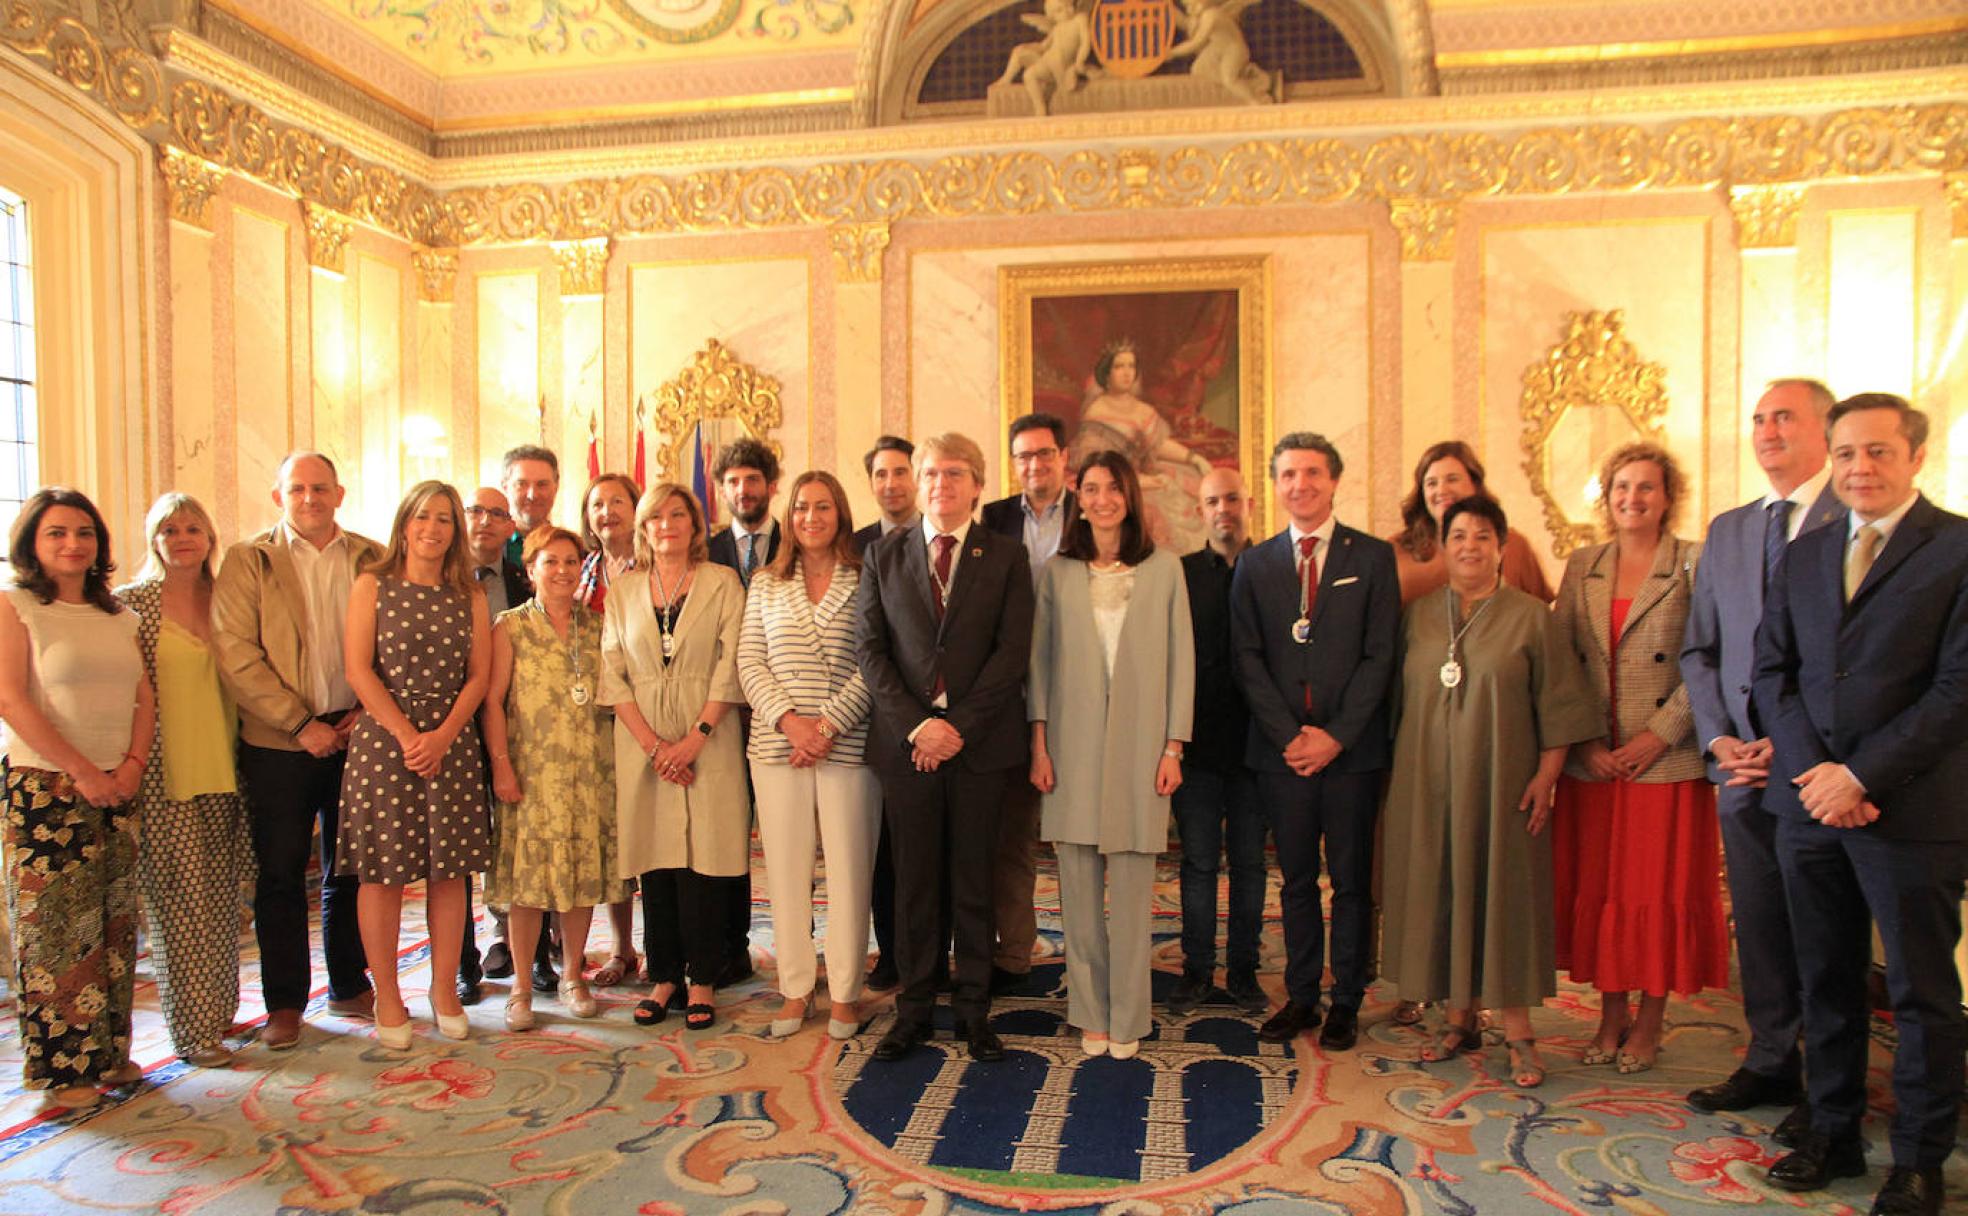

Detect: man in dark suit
[1679,378,1843,1134]
[978,413,1077,994]
[1228,432,1398,1052]
[1755,393,1968,1216]
[851,436,937,993]
[857,432,1035,1062]
[706,436,783,987]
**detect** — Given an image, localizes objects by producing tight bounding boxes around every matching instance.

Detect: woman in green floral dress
[483,525,625,1031]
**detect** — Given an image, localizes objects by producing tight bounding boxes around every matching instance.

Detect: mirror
[1518,310,1669,558]
[644,338,784,485]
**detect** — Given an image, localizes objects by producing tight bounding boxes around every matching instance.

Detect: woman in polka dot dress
[337,481,493,1050]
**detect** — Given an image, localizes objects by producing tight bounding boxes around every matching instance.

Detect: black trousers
[878,760,1009,1027]
[238,742,368,1011]
[641,867,727,987]
[1256,767,1379,1010]
[870,811,954,971]
[1778,815,1967,1168]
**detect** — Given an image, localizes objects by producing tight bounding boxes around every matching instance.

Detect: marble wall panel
[476,270,542,491]
[356,253,403,526]
[231,207,293,540]
[168,223,216,515]
[1827,211,1918,401]
[628,258,812,487]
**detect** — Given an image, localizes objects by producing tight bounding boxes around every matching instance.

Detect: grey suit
[1678,480,1841,1081]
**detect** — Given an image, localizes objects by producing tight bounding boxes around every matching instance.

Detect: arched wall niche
[0,45,156,550]
[858,0,1421,126]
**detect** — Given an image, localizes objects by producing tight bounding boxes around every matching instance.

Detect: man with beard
[707,437,783,986]
[500,445,561,571]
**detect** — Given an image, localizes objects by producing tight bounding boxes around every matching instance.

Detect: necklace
[538,600,589,704]
[650,562,686,660]
[1440,579,1501,689]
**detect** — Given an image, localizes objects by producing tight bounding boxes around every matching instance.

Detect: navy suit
[856,522,1034,1027]
[1678,480,1841,1082]
[1228,523,1399,1009]
[708,522,781,974]
[1754,494,1968,1168]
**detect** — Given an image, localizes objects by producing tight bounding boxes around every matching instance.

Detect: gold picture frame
[999,255,1273,545]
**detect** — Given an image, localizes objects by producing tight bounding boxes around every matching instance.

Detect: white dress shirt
[1288,514,1339,585]
[283,521,357,714]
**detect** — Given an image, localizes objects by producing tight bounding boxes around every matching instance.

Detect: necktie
[931,534,956,619]
[1297,535,1318,711]
[1763,499,1795,590]
[741,534,758,584]
[1844,523,1882,602]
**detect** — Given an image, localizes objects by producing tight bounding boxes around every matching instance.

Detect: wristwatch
[695,721,714,737]
[817,719,838,740]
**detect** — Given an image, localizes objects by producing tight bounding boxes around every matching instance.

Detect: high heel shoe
[769,995,815,1039]
[635,984,677,1027]
[558,979,598,1019]
[1080,1031,1110,1057]
[828,1000,861,1041]
[505,991,536,1032]
[1507,1039,1546,1088]
[1109,1039,1140,1060]
[684,985,716,1031]
[428,996,469,1041]
[375,1015,414,1051]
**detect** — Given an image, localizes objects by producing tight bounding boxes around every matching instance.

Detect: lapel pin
[971,548,982,557]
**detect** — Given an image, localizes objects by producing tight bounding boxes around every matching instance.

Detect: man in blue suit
[1755,393,1968,1216]
[1228,432,1398,1050]
[1679,378,1842,1134]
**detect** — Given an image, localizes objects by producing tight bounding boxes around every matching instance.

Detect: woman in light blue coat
[1029,450,1194,1059]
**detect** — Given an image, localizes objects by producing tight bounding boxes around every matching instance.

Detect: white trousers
[1055,843,1157,1043]
[751,759,882,1004]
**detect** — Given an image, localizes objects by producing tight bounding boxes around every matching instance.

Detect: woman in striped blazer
[737,470,878,1041]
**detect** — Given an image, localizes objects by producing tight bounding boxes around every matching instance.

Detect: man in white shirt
[1680,378,1843,1134]
[212,452,384,1050]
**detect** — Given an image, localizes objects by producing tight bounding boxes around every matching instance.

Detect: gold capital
[827,222,890,283]
[412,247,458,303]
[303,202,353,273]
[553,237,611,297]
[1729,184,1806,249]
[159,146,225,230]
[1388,198,1456,262]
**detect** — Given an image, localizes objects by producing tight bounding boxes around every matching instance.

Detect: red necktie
[1298,535,1318,711]
[931,534,955,700]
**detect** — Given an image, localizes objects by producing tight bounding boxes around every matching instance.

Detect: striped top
[736,563,873,765]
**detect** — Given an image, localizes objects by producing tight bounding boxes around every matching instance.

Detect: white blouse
[1087,564,1135,681]
[3,587,141,770]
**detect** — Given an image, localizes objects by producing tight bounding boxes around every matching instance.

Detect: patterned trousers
[2,766,138,1088]
[138,791,252,1056]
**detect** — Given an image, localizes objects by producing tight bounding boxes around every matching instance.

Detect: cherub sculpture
[1167,0,1279,105]
[996,0,1095,116]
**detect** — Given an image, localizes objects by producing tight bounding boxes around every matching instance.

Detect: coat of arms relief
[990,0,1283,116]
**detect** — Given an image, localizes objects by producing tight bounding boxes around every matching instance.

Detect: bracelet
[1162,746,1182,759]
[645,740,662,762]
[122,751,144,765]
[490,752,510,762]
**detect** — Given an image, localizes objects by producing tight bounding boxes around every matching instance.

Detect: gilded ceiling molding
[1385,0,1438,97]
[1387,197,1455,261]
[159,146,227,230]
[1948,174,1968,238]
[553,237,612,296]
[412,247,459,302]
[303,202,353,273]
[828,221,890,282]
[1729,184,1806,249]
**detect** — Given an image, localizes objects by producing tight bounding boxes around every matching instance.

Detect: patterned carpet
[0,849,1960,1214]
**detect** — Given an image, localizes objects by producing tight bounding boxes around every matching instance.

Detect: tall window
[0,188,34,543]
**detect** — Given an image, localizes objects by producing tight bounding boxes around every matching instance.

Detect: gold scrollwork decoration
[1519,310,1670,559]
[159,146,225,230]
[1729,184,1805,248]
[1947,173,1968,238]
[827,221,890,282]
[647,339,785,483]
[1388,197,1456,261]
[2,4,166,129]
[553,237,611,296]
[303,202,353,273]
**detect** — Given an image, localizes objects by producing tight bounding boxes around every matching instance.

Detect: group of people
[0,383,1960,1215]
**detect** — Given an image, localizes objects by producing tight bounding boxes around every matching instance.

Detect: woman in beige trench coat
[599,483,748,1032]
[1029,451,1194,1059]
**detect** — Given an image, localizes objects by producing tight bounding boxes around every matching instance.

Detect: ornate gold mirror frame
[645,338,785,483]
[1518,310,1669,558]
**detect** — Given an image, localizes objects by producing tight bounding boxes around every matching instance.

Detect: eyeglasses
[463,506,512,522]
[1012,447,1061,464]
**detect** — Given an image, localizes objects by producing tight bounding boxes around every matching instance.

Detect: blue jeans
[1171,765,1268,976]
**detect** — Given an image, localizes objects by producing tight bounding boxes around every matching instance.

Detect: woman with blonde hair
[337,481,493,1049]
[116,493,251,1067]
[600,483,749,1031]
[1551,441,1728,1074]
[738,470,878,1040]
[0,488,154,1108]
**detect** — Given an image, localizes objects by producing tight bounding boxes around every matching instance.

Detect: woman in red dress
[1551,441,1728,1073]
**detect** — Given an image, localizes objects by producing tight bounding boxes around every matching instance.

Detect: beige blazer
[736,565,873,765]
[210,525,384,751]
[1552,535,1706,783]
[598,563,750,878]
[1028,548,1195,854]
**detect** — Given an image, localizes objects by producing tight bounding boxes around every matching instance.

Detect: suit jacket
[1228,523,1399,774]
[981,491,1080,545]
[736,564,874,765]
[851,521,883,557]
[475,557,530,617]
[1552,536,1706,783]
[1028,549,1195,853]
[1680,481,1843,782]
[211,524,385,751]
[1753,495,1968,842]
[854,522,1035,774]
[709,523,782,586]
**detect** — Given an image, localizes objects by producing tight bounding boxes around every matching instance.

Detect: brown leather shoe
[325,990,376,1020]
[262,1009,303,1051]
